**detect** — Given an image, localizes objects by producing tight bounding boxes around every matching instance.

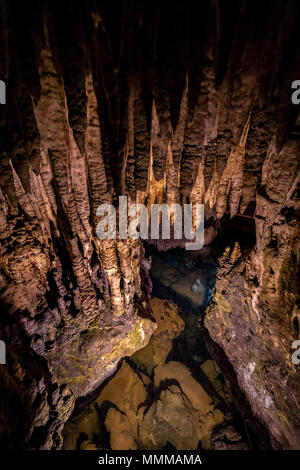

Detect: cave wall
[0,0,299,449]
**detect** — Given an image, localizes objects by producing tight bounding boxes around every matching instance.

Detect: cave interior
[0,0,299,452]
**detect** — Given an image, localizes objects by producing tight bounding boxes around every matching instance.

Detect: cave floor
[62,249,250,450]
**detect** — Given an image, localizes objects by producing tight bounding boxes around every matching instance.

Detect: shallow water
[62,246,250,450]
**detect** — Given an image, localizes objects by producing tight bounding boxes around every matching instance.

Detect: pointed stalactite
[125,83,136,200]
[85,70,110,208]
[216,111,251,219]
[33,19,88,248]
[166,142,180,207]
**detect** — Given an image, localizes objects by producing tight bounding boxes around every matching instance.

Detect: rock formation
[0,0,299,450]
[63,298,243,450]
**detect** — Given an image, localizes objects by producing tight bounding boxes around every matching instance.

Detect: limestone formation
[62,298,244,450]
[0,0,299,450]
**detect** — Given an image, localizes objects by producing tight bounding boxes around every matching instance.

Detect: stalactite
[0,0,299,450]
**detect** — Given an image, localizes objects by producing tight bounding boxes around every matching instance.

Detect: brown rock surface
[0,0,299,449]
[62,298,241,450]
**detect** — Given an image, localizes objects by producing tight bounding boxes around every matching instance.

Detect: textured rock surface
[0,0,299,449]
[205,233,300,449]
[131,297,185,372]
[63,298,241,450]
[211,423,250,450]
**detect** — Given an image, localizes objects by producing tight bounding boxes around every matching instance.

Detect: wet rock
[200,359,231,404]
[96,361,148,438]
[132,298,184,373]
[205,234,300,448]
[80,440,100,450]
[61,422,80,451]
[62,298,231,451]
[105,409,137,450]
[154,361,214,411]
[139,385,201,450]
[153,361,225,449]
[211,424,249,450]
